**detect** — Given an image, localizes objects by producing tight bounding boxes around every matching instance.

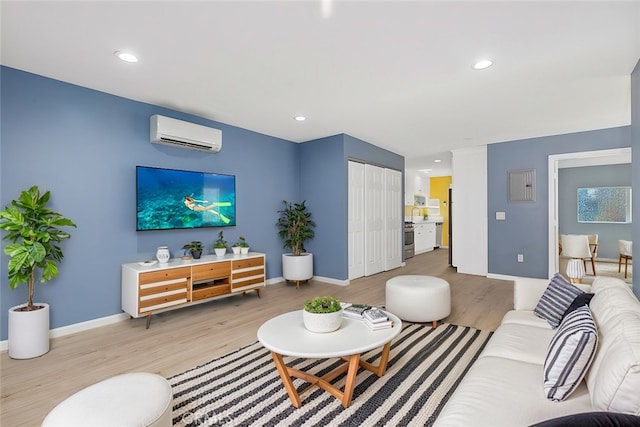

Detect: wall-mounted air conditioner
[150,115,222,152]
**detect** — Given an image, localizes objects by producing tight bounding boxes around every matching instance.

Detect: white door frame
[547,147,632,278]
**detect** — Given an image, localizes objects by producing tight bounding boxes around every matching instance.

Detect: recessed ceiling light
[434,159,442,163]
[114,51,138,63]
[473,59,493,70]
[294,116,306,121]
[419,169,432,174]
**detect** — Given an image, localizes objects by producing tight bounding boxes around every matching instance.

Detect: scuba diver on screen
[183,195,231,224]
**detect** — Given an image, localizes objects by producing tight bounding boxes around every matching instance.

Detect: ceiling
[2,1,639,176]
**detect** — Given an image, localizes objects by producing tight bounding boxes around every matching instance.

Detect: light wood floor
[0,249,513,426]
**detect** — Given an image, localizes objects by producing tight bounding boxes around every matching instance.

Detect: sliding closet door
[348,161,365,280]
[364,164,386,276]
[385,168,402,271]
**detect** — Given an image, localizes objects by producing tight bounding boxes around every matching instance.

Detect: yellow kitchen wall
[430,176,452,247]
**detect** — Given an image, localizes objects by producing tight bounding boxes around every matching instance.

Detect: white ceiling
[2,1,639,175]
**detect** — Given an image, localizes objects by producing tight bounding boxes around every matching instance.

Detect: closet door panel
[348,161,365,280]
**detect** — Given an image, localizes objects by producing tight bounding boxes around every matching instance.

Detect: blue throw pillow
[534,273,584,328]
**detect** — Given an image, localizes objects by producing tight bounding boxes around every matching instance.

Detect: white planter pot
[8,303,50,359]
[282,253,313,281]
[232,246,241,255]
[240,247,250,255]
[214,248,226,257]
[303,309,343,333]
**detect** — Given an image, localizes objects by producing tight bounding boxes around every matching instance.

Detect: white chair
[560,234,592,283]
[618,240,633,279]
[584,234,599,275]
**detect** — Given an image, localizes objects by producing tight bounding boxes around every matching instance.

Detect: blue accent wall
[0,66,300,339]
[487,126,631,279]
[558,164,632,259]
[299,134,404,280]
[0,66,406,339]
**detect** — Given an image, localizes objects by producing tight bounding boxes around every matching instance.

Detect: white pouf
[385,275,451,328]
[42,372,173,427]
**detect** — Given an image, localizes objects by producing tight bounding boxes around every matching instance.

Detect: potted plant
[302,296,343,333]
[213,231,227,256]
[0,186,76,359]
[181,241,203,259]
[276,200,316,288]
[232,236,250,255]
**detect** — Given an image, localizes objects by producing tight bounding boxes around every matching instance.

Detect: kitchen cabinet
[414,222,436,254]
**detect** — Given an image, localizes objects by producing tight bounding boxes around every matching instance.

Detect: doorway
[548,147,632,280]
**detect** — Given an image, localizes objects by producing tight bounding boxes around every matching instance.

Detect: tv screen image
[136,166,236,231]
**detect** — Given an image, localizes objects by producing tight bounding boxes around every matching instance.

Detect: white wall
[451,146,488,276]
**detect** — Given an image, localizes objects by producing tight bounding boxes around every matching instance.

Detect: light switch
[496,211,506,220]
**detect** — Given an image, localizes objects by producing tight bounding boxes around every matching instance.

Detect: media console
[122,252,265,328]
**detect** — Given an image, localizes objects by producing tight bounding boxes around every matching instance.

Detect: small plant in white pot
[277,200,315,288]
[0,186,76,359]
[303,296,342,333]
[232,236,250,255]
[213,231,227,256]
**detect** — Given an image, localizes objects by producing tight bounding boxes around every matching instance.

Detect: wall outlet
[517,254,524,263]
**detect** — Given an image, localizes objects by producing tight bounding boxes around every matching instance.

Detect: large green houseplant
[276,200,316,288]
[0,185,76,358]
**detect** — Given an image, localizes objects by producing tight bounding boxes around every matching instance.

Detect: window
[577,186,632,223]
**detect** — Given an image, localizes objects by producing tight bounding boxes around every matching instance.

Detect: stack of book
[342,303,372,319]
[342,303,394,330]
[363,308,393,330]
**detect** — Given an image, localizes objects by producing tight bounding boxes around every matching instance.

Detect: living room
[1,1,639,425]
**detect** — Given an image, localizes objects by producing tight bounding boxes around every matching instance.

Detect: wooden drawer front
[232,276,264,291]
[140,280,187,298]
[192,262,231,282]
[232,268,264,281]
[192,284,231,301]
[232,257,264,270]
[139,290,187,313]
[139,267,190,285]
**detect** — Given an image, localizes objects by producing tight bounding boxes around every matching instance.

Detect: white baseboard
[0,312,130,353]
[267,276,350,286]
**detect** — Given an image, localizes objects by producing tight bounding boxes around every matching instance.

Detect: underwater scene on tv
[136,166,236,231]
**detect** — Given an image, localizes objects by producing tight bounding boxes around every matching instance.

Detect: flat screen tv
[136,166,236,231]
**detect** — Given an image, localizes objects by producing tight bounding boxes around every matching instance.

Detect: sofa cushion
[534,273,585,328]
[502,310,554,330]
[433,356,593,427]
[586,279,640,414]
[481,322,555,365]
[543,306,598,401]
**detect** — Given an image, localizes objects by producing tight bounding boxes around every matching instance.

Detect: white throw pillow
[543,306,598,401]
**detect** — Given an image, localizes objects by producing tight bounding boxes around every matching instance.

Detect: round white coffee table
[257,310,402,408]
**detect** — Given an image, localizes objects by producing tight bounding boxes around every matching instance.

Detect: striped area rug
[169,323,492,426]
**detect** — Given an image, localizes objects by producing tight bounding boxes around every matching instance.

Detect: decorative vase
[302,309,343,333]
[156,246,170,263]
[214,248,226,257]
[232,246,241,255]
[8,303,50,359]
[282,253,313,281]
[241,247,250,255]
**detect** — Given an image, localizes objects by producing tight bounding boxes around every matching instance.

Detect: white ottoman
[42,372,173,427]
[385,275,451,328]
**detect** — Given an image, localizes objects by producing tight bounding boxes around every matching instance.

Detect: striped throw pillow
[543,306,598,401]
[534,273,584,328]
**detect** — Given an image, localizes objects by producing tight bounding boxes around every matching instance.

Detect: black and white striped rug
[169,323,492,426]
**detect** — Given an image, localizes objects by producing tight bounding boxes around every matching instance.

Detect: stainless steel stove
[404,221,415,259]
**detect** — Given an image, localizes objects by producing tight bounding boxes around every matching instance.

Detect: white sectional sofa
[435,276,640,427]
